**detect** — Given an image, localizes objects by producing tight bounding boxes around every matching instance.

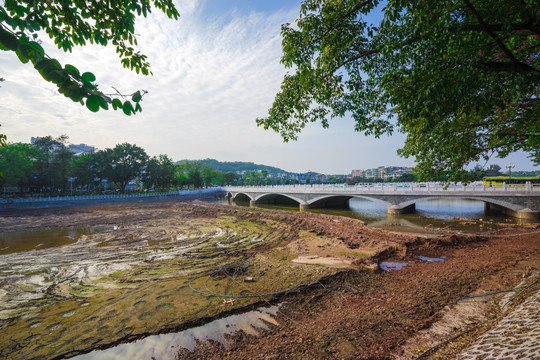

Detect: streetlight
[505,162,515,185]
[68,177,75,196]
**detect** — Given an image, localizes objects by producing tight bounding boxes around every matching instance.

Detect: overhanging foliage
[257,0,540,181]
[0,0,179,115]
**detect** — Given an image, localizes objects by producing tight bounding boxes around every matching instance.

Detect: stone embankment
[0,188,223,210]
[457,286,540,360]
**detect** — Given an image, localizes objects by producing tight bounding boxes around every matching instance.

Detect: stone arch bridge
[224,183,540,220]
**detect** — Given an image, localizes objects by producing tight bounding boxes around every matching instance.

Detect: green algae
[0,210,336,360]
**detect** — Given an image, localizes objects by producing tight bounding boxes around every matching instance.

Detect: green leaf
[14,5,27,17]
[135,102,142,112]
[15,45,30,63]
[131,90,142,102]
[81,72,96,83]
[65,84,85,102]
[122,101,134,116]
[43,69,69,85]
[64,64,80,78]
[27,19,40,32]
[97,95,109,110]
[86,95,101,112]
[112,98,123,110]
[4,0,16,11]
[0,29,19,51]
[28,41,44,59]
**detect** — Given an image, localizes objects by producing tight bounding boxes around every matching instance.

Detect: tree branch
[463,0,537,73]
[329,48,378,74]
[481,61,540,74]
[319,0,376,39]
[456,21,540,35]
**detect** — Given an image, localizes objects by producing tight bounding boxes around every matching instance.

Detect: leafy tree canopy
[101,143,148,192]
[0,142,39,186]
[257,0,540,182]
[0,0,179,115]
[142,154,175,191]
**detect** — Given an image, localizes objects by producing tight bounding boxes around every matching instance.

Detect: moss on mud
[0,208,333,360]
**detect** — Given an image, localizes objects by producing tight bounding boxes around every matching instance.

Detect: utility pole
[505,162,515,184]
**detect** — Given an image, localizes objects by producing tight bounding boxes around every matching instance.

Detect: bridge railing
[225,182,539,193]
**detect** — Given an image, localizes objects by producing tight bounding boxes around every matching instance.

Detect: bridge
[224,183,540,220]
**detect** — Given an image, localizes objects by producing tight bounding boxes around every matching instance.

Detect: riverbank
[179,221,540,359]
[0,200,538,359]
[0,188,223,210]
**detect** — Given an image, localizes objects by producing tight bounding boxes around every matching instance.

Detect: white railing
[0,188,222,204]
[225,182,539,194]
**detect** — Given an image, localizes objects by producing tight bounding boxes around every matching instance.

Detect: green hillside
[180,159,288,174]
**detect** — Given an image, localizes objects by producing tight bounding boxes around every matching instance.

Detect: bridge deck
[226,182,540,195]
[225,183,540,220]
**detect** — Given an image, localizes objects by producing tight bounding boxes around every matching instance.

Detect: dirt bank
[0,200,539,359]
[180,231,540,359]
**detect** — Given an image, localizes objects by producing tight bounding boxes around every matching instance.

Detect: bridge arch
[253,193,305,206]
[306,195,352,209]
[306,195,393,209]
[230,192,254,202]
[392,196,527,216]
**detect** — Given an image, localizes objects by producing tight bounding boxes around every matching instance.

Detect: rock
[244,277,255,282]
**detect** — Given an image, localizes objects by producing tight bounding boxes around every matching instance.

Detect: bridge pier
[388,203,416,215]
[486,203,540,220]
[299,203,311,211]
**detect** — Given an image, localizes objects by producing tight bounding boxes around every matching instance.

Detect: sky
[0,0,537,174]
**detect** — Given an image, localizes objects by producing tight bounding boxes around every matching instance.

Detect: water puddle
[418,255,447,262]
[379,261,411,271]
[0,226,114,255]
[70,305,280,360]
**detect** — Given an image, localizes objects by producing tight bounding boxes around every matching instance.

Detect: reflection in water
[380,261,410,271]
[418,256,447,262]
[210,197,522,234]
[0,226,113,255]
[71,305,280,360]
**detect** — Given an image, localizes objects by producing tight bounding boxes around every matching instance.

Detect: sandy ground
[0,200,539,359]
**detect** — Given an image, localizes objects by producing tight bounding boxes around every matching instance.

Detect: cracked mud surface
[1,200,539,360]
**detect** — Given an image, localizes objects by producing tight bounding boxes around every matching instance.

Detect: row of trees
[0,136,241,195]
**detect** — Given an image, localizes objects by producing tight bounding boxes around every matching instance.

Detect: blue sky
[0,0,537,174]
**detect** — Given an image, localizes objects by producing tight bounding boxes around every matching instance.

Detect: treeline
[0,136,240,195]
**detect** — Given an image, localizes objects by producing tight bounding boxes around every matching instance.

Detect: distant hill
[179,158,288,174]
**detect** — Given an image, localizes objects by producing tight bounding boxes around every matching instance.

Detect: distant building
[68,143,95,157]
[351,169,364,178]
[351,166,414,180]
[30,137,95,157]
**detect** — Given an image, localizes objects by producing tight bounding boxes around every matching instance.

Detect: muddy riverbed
[0,200,539,359]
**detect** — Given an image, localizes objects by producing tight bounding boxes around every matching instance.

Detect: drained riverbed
[0,201,400,359]
[1,200,538,360]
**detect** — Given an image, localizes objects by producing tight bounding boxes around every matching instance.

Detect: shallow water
[210,197,525,234]
[0,226,114,255]
[71,305,280,360]
[418,256,447,262]
[0,214,301,360]
[379,261,410,271]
